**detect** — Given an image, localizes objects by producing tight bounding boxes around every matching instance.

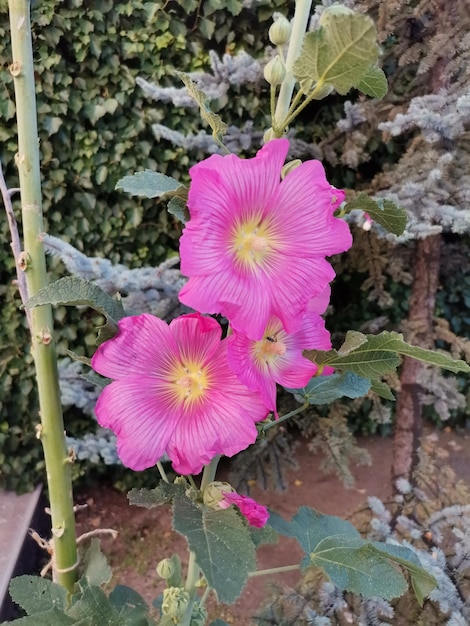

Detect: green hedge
[0,0,286,492]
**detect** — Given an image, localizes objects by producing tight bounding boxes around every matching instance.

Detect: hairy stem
[8,0,77,592]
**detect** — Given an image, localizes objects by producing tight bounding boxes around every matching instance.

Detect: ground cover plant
[2,1,470,624]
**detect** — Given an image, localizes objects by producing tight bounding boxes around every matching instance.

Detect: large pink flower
[91,313,268,474]
[179,138,352,340]
[227,311,332,412]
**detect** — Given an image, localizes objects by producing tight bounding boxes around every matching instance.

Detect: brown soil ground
[74,429,470,624]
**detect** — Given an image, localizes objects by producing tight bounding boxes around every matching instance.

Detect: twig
[0,161,31,327]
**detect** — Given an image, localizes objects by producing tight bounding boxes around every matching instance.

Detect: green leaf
[68,582,121,623]
[248,523,278,548]
[167,195,189,223]
[344,193,407,236]
[81,538,113,587]
[293,12,380,96]
[268,507,360,556]
[0,609,75,625]
[115,170,181,199]
[311,535,408,599]
[177,72,227,144]
[370,379,395,401]
[370,542,437,605]
[26,277,126,325]
[209,621,230,626]
[356,65,388,99]
[128,482,183,509]
[108,585,153,625]
[172,494,256,603]
[8,576,67,616]
[306,330,470,380]
[287,371,371,405]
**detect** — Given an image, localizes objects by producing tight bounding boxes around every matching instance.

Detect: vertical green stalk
[8,0,77,592]
[273,0,313,133]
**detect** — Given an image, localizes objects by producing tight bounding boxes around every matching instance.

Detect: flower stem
[261,402,309,432]
[8,0,77,592]
[156,460,169,483]
[200,455,221,492]
[248,564,301,577]
[273,0,313,135]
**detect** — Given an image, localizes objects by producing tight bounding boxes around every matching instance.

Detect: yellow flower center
[170,361,210,407]
[253,329,287,367]
[230,215,277,271]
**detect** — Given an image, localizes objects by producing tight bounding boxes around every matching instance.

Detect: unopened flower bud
[156,558,176,580]
[161,587,190,619]
[190,605,207,626]
[269,15,291,46]
[319,5,354,28]
[281,159,302,179]
[264,55,286,86]
[203,481,234,509]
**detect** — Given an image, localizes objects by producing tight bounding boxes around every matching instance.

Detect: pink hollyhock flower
[227,310,332,412]
[219,491,269,528]
[91,313,269,475]
[307,285,331,315]
[179,138,352,340]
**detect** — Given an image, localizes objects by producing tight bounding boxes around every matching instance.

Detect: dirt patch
[74,430,470,624]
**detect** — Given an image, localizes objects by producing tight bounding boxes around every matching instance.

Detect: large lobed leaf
[172,494,256,603]
[311,535,407,600]
[293,11,381,96]
[268,508,436,602]
[286,371,371,405]
[344,192,408,236]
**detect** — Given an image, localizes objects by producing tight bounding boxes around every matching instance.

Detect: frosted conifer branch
[136,51,263,109]
[42,234,187,319]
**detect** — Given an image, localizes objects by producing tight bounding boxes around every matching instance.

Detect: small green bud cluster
[190,604,207,626]
[161,586,190,620]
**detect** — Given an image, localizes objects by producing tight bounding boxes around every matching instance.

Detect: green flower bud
[156,557,176,580]
[319,5,354,28]
[161,587,190,619]
[190,604,207,626]
[264,55,286,86]
[281,159,302,179]
[269,15,291,46]
[203,481,233,509]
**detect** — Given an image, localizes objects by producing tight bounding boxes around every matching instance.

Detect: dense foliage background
[1,0,469,493]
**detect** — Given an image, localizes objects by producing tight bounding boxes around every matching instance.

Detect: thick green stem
[273,0,313,134]
[8,0,77,592]
[200,455,221,492]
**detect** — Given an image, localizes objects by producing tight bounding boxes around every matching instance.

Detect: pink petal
[220,491,269,528]
[187,139,289,221]
[307,286,331,315]
[91,314,176,380]
[94,377,177,471]
[166,383,267,474]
